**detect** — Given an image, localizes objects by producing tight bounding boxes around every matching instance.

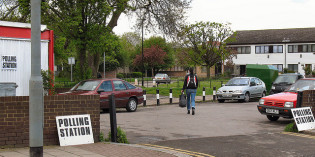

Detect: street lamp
[282,38,290,69]
[141,18,145,86]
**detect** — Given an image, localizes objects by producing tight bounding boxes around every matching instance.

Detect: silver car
[153,73,171,84]
[216,77,266,103]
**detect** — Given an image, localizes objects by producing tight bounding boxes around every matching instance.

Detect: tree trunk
[206,66,211,78]
[88,52,100,78]
[78,46,87,79]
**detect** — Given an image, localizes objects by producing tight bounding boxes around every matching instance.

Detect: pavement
[0,95,211,157]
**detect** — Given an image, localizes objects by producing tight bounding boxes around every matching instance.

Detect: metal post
[296,91,303,108]
[221,81,223,87]
[70,64,73,82]
[203,87,205,101]
[30,0,43,156]
[109,94,117,142]
[143,90,146,106]
[213,86,216,101]
[169,88,173,104]
[156,89,160,106]
[103,51,105,78]
[141,18,144,86]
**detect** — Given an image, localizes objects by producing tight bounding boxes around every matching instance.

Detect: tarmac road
[100,101,315,156]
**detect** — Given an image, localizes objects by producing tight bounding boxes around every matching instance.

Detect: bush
[105,127,129,143]
[132,72,142,78]
[41,70,55,95]
[116,73,124,78]
[284,122,298,132]
[99,132,105,142]
[312,70,315,76]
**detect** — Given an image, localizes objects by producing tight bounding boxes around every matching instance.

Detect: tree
[133,45,167,75]
[133,36,174,75]
[119,32,141,72]
[10,0,190,79]
[178,21,236,78]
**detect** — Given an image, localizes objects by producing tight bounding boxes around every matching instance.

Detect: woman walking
[181,67,198,115]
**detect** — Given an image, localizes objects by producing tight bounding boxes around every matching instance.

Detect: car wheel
[126,98,137,112]
[267,115,279,121]
[244,92,250,102]
[218,99,225,103]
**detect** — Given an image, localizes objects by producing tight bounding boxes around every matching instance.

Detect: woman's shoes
[192,107,195,115]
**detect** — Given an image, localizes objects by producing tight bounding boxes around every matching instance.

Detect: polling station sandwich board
[56,114,94,146]
[291,107,315,131]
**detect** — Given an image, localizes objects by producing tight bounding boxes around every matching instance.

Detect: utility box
[0,83,18,96]
[246,64,278,93]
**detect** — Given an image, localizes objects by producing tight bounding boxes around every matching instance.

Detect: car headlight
[259,99,265,105]
[217,90,223,94]
[271,86,275,90]
[233,90,242,94]
[284,102,293,108]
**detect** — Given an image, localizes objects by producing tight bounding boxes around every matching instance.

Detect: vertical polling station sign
[291,107,315,131]
[56,114,94,146]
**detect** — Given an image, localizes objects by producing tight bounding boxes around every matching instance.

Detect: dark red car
[58,79,143,112]
[257,78,315,121]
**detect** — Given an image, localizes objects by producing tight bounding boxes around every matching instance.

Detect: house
[227,28,315,76]
[0,21,54,96]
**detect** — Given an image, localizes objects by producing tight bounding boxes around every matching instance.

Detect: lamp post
[282,38,290,69]
[103,52,105,78]
[141,18,145,86]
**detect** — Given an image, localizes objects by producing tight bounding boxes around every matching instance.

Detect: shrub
[312,70,315,76]
[132,72,142,78]
[99,132,105,142]
[284,122,298,132]
[41,70,55,95]
[116,73,124,78]
[105,127,129,143]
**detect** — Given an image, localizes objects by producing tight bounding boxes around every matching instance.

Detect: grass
[143,79,228,98]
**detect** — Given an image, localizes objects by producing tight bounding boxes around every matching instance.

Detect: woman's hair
[189,67,194,75]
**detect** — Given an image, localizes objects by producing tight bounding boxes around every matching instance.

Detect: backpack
[187,75,197,88]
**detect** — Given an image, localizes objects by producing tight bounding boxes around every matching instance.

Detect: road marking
[138,144,215,157]
[282,132,315,139]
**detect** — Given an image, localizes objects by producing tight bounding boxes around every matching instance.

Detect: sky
[113,0,315,36]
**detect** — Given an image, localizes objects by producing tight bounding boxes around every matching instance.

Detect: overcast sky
[113,0,315,36]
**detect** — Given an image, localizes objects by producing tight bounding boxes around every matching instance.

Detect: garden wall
[0,95,100,148]
[301,90,315,115]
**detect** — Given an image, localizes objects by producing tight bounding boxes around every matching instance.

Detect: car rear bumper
[216,93,245,100]
[257,105,293,118]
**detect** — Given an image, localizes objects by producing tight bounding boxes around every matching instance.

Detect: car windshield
[274,75,298,84]
[285,80,315,92]
[155,74,165,77]
[225,78,249,86]
[73,80,101,91]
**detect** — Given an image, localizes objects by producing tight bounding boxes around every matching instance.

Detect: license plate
[223,94,232,97]
[266,108,279,114]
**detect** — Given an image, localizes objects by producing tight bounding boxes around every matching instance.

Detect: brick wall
[301,90,315,115]
[0,95,100,148]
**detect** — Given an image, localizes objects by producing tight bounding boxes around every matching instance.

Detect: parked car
[257,78,315,121]
[269,73,304,94]
[153,73,171,84]
[58,79,143,112]
[216,77,266,103]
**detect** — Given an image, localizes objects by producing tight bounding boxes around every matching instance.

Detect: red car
[257,78,315,121]
[58,79,143,112]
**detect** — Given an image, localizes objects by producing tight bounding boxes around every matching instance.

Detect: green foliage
[41,70,55,95]
[99,132,105,142]
[312,70,315,76]
[284,122,299,132]
[105,127,129,144]
[304,66,312,75]
[116,73,124,78]
[132,72,142,78]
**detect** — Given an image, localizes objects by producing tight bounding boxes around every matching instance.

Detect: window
[113,81,127,91]
[255,45,283,53]
[236,46,251,54]
[125,81,136,89]
[288,44,315,53]
[272,64,283,72]
[288,64,298,72]
[99,81,113,92]
[201,66,207,73]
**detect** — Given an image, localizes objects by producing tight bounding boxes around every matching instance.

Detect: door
[99,80,113,109]
[113,80,129,107]
[249,78,258,97]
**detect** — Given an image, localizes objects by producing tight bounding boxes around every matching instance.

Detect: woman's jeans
[186,89,197,110]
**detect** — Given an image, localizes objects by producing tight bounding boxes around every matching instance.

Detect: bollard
[143,90,146,106]
[221,81,223,87]
[169,88,173,104]
[156,89,160,106]
[203,87,205,101]
[213,86,216,101]
[296,91,303,107]
[135,78,138,85]
[109,93,117,142]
